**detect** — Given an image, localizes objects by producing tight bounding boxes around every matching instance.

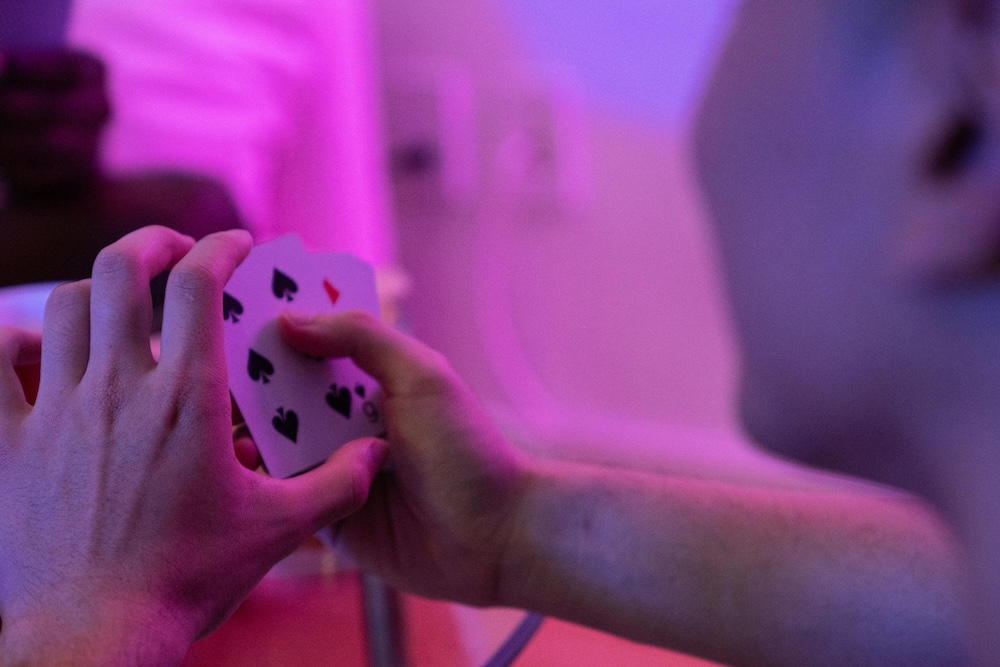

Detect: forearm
[499,458,969,666]
[0,600,194,667]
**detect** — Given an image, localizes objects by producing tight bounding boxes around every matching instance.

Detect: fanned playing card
[223,235,385,479]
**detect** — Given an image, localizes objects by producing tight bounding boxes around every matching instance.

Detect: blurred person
[2,1,994,667]
[696,0,1000,661]
[0,225,966,667]
[273,311,966,667]
[271,0,999,664]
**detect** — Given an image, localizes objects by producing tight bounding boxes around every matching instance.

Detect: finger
[0,327,43,415]
[158,230,252,371]
[269,437,389,533]
[278,310,455,397]
[232,424,261,470]
[38,281,91,396]
[88,227,196,372]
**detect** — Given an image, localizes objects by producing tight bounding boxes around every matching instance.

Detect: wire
[482,613,545,667]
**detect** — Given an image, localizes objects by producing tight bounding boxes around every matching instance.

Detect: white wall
[376,0,743,462]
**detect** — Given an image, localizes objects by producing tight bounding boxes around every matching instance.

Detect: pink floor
[182,568,718,666]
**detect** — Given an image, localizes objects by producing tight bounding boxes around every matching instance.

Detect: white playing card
[223,235,385,480]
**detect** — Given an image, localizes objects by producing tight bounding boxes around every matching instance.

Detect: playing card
[223,235,386,480]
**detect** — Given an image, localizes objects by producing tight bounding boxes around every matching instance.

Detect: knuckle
[168,262,220,302]
[92,245,143,285]
[200,230,246,252]
[409,349,457,395]
[47,280,89,306]
[424,348,454,376]
[43,281,89,329]
[338,309,379,332]
[257,486,309,540]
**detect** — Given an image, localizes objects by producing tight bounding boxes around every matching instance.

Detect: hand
[279,311,529,607]
[0,227,387,666]
[0,49,110,199]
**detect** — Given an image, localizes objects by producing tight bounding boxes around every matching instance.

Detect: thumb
[278,310,452,396]
[277,437,389,531]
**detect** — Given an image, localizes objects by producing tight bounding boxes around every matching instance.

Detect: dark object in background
[0,49,245,303]
[0,49,109,201]
[0,172,244,307]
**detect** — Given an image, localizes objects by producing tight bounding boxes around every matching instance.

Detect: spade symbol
[247,349,275,384]
[272,268,299,302]
[326,384,352,420]
[272,407,299,442]
[223,292,243,323]
[354,384,366,398]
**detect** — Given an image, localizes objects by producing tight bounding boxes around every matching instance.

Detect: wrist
[494,454,556,609]
[0,595,197,667]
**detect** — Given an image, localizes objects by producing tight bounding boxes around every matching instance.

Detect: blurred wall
[375,0,742,459]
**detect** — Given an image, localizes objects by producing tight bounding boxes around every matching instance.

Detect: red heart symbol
[323,279,340,305]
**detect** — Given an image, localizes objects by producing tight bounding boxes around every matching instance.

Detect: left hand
[0,227,386,665]
[278,311,529,608]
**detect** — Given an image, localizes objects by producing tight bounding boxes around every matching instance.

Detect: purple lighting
[495,0,738,125]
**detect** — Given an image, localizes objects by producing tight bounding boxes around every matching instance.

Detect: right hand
[279,311,531,606]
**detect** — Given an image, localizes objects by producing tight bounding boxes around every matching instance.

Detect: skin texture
[695,0,999,495]
[278,311,969,667]
[0,227,387,666]
[0,3,989,664]
[695,0,1000,662]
